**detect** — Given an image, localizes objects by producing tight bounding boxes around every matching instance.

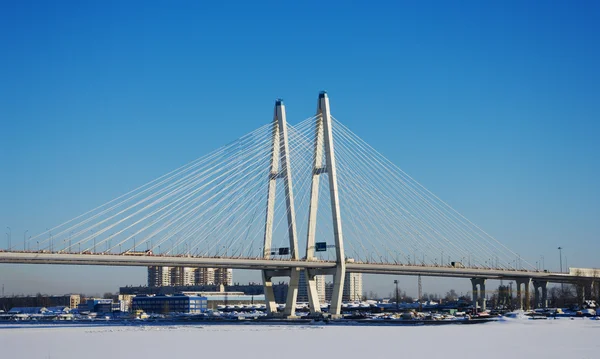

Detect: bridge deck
[0,251,583,283]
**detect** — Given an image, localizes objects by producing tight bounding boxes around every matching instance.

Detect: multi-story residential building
[182,267,196,286]
[148,266,173,287]
[214,268,233,286]
[343,272,363,301]
[69,294,81,309]
[148,266,232,287]
[195,268,215,285]
[325,282,334,302]
[297,271,326,303]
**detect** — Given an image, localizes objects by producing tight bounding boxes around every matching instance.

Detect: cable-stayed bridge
[0,92,596,316]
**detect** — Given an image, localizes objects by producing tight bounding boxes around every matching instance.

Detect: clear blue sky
[1,1,598,297]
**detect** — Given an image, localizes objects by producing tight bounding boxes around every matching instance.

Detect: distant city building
[182,267,196,286]
[0,294,81,311]
[69,294,81,309]
[147,266,173,287]
[121,282,288,303]
[170,267,183,286]
[77,298,126,313]
[214,268,233,286]
[343,273,363,301]
[82,298,113,312]
[325,282,334,302]
[132,295,208,314]
[195,268,215,285]
[297,271,326,303]
[118,294,135,312]
[272,282,288,304]
[147,266,232,287]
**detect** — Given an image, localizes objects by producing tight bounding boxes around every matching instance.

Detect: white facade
[343,272,362,301]
[182,267,196,286]
[148,266,232,287]
[148,266,173,287]
[214,268,233,286]
[298,271,326,303]
[195,268,215,285]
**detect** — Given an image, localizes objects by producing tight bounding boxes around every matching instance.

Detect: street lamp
[557,247,563,273]
[558,247,564,292]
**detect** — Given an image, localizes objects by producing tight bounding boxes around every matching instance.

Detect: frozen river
[1,318,598,358]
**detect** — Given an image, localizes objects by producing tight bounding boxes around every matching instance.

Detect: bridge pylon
[262,99,301,317]
[305,91,346,317]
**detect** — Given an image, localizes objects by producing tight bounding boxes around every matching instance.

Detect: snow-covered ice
[0,318,598,359]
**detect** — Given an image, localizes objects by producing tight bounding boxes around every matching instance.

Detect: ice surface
[0,318,598,359]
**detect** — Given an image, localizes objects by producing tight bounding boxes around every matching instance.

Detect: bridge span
[0,251,582,283]
[4,93,597,316]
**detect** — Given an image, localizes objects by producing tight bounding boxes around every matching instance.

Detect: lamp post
[558,246,564,291]
[557,247,563,273]
[394,279,399,312]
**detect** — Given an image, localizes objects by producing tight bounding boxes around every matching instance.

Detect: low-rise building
[132,295,208,314]
[0,294,81,311]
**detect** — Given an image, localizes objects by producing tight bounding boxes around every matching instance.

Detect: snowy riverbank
[0,317,598,358]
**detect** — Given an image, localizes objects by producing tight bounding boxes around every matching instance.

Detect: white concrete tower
[262,99,300,316]
[305,91,346,317]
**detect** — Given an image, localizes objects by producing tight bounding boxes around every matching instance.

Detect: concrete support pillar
[533,282,540,309]
[584,282,592,303]
[305,92,346,318]
[516,283,523,310]
[515,278,531,310]
[305,270,321,314]
[524,283,530,310]
[532,280,548,309]
[283,268,300,317]
[470,278,486,312]
[480,281,486,311]
[471,279,478,310]
[262,272,277,314]
[262,99,300,317]
[542,282,548,308]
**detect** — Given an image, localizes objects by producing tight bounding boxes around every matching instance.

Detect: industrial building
[132,294,208,314]
[121,282,288,303]
[0,294,80,312]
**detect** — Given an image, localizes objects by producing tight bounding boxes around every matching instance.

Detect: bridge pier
[532,280,548,309]
[576,281,593,307]
[261,272,278,313]
[584,282,593,302]
[262,99,300,317]
[515,278,531,310]
[305,92,346,319]
[470,278,486,312]
[305,269,322,314]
